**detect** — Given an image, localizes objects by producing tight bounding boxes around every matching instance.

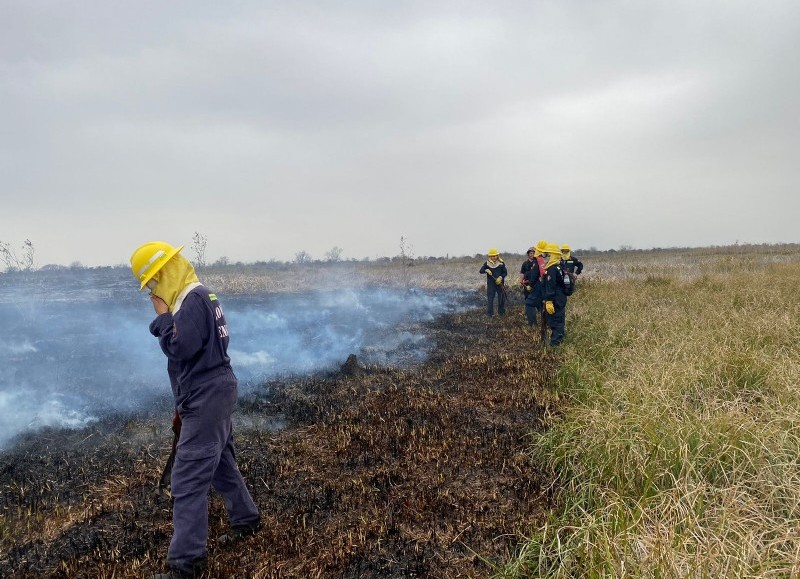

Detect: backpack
[562,268,576,296]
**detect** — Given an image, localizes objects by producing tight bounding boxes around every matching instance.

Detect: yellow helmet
[535,239,547,252]
[561,244,571,252]
[487,248,499,257]
[130,241,184,290]
[544,242,561,255]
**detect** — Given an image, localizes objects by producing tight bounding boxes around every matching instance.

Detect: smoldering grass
[503,247,800,577]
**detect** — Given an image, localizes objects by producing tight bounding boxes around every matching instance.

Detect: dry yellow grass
[501,244,800,578]
[200,258,484,294]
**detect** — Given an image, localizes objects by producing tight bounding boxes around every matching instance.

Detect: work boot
[152,571,194,579]
[217,521,261,546]
[152,558,207,578]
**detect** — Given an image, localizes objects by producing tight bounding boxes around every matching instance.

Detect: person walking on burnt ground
[560,243,583,292]
[479,248,508,317]
[130,241,261,579]
[542,242,570,346]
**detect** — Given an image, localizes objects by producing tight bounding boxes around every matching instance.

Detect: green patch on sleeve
[209,294,217,301]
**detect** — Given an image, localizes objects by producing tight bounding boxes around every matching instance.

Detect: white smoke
[0,269,467,449]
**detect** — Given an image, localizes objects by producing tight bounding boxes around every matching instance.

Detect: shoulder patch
[209,294,217,301]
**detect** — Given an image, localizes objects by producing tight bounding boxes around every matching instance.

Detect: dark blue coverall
[150,286,260,574]
[523,261,544,326]
[542,264,568,346]
[479,259,508,316]
[519,257,537,301]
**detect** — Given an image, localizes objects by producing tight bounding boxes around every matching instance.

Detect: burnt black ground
[0,295,560,578]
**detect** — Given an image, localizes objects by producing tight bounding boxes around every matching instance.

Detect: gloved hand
[545,301,555,315]
[486,270,493,276]
[495,276,503,285]
[525,285,532,292]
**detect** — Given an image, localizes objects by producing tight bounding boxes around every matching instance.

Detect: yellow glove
[495,276,503,285]
[545,301,555,315]
[525,285,532,292]
[486,270,493,276]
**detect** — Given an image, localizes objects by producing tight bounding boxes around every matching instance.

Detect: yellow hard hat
[535,240,548,253]
[561,244,571,252]
[130,241,184,290]
[487,248,499,257]
[544,242,561,255]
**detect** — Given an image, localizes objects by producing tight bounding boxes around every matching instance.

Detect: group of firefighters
[479,241,583,347]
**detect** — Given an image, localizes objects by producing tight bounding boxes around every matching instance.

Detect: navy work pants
[168,372,260,573]
[525,303,540,326]
[486,283,506,316]
[546,305,566,346]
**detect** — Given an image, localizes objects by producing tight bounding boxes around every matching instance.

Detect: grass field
[500,244,800,578]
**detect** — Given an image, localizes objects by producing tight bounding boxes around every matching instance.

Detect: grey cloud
[1,0,799,265]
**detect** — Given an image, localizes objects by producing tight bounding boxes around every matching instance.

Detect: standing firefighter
[542,242,569,346]
[479,248,507,317]
[518,246,538,300]
[522,240,547,326]
[131,241,260,579]
[560,244,583,290]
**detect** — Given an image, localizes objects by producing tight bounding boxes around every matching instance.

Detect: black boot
[217,521,261,546]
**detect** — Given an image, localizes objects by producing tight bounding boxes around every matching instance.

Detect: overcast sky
[2,0,798,267]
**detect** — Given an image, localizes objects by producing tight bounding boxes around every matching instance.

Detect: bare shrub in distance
[294,250,312,264]
[399,236,415,266]
[192,231,208,269]
[325,246,344,262]
[0,238,36,272]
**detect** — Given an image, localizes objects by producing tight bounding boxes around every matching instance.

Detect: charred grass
[0,295,560,578]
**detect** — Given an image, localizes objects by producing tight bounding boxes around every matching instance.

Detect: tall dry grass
[200,258,483,294]
[501,245,800,578]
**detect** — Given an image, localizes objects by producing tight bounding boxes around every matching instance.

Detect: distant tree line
[3,233,799,273]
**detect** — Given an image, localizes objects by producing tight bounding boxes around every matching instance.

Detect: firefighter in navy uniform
[131,242,261,579]
[560,244,583,276]
[518,246,537,300]
[542,242,569,346]
[479,248,508,317]
[522,240,547,326]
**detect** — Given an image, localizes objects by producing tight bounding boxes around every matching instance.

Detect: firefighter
[522,240,547,326]
[518,246,538,300]
[479,248,507,317]
[534,239,547,277]
[560,244,583,275]
[541,242,569,346]
[131,242,261,579]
